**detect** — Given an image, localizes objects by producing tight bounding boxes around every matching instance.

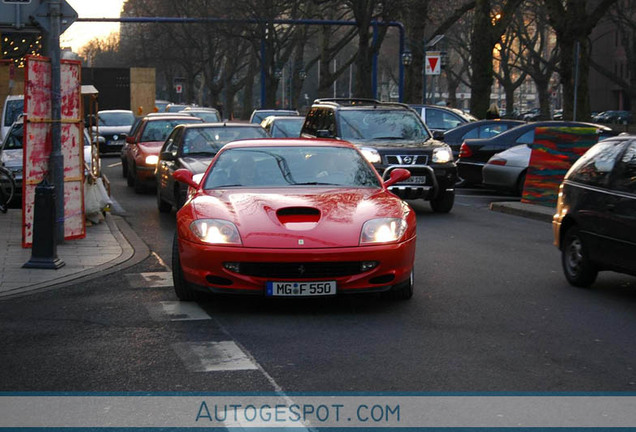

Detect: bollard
[23,180,65,269]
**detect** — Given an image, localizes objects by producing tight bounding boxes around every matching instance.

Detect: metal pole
[48,0,64,244]
[573,41,580,122]
[398,23,405,102]
[422,51,427,104]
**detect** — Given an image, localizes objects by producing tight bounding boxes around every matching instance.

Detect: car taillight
[488,158,507,166]
[459,143,473,158]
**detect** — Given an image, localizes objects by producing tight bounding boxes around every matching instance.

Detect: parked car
[457,121,617,185]
[179,107,221,123]
[442,119,525,158]
[594,110,631,125]
[301,98,458,213]
[260,115,305,137]
[121,114,204,192]
[1,95,24,141]
[249,109,299,124]
[91,109,134,154]
[553,135,636,287]
[156,122,268,212]
[171,139,417,301]
[482,144,531,195]
[1,118,96,206]
[409,104,476,135]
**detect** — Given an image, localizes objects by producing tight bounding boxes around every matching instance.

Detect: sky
[60,0,126,53]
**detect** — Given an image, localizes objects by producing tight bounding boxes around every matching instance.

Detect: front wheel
[561,226,598,288]
[430,190,455,213]
[172,234,201,301]
[157,187,172,213]
[386,270,414,300]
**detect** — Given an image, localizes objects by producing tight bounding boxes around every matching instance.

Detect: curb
[0,213,150,301]
[489,201,555,223]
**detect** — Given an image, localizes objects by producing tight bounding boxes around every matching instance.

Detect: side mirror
[174,168,199,189]
[316,129,334,139]
[432,130,445,140]
[125,136,135,144]
[160,151,176,161]
[384,168,411,188]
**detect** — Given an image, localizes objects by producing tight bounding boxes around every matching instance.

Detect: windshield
[141,118,202,142]
[4,99,24,127]
[98,112,134,126]
[338,109,431,142]
[182,126,267,155]
[204,146,380,189]
[2,123,23,150]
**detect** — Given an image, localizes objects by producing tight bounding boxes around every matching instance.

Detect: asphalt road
[1,157,635,393]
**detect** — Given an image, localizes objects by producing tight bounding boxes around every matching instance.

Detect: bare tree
[543,0,618,121]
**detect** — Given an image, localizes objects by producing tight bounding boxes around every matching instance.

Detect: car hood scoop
[276,207,321,230]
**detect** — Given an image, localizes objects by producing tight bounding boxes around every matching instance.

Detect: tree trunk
[469,0,495,118]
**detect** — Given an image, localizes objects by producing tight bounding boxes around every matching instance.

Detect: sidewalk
[0,209,148,300]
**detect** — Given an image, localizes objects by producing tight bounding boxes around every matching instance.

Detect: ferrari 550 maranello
[172,138,417,301]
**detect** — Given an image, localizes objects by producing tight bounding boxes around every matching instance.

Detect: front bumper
[178,236,416,296]
[379,164,457,200]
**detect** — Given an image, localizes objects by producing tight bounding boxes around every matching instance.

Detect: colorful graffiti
[522,127,599,207]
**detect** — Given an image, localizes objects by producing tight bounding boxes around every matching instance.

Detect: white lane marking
[157,301,211,321]
[125,271,173,287]
[107,161,122,168]
[172,341,259,372]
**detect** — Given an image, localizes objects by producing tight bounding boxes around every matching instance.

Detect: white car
[1,95,24,142]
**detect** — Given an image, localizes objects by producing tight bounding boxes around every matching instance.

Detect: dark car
[457,121,617,185]
[409,104,477,135]
[249,109,300,124]
[553,135,636,287]
[301,98,458,213]
[121,114,204,192]
[595,110,631,125]
[442,119,525,158]
[91,109,135,154]
[155,123,268,212]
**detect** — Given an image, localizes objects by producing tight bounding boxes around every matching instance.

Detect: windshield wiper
[293,182,341,186]
[185,151,217,156]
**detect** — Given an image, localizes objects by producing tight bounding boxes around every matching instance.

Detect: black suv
[300,98,458,212]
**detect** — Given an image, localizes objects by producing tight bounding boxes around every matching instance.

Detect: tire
[157,187,171,213]
[516,171,527,196]
[133,167,145,193]
[126,164,135,187]
[561,226,598,288]
[172,234,200,301]
[121,159,128,178]
[0,167,16,212]
[176,184,187,209]
[388,270,414,300]
[430,190,455,213]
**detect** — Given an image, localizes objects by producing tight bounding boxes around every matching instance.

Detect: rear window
[567,141,624,187]
[141,118,202,142]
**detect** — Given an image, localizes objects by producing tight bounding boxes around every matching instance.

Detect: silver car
[482,144,530,195]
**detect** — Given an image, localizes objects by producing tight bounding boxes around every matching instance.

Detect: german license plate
[109,139,124,146]
[399,175,427,184]
[266,281,336,296]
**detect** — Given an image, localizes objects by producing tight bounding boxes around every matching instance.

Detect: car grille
[385,154,428,165]
[231,262,364,278]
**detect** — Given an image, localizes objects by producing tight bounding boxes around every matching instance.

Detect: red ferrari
[172,139,417,301]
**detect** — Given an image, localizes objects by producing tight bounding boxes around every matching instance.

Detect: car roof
[221,138,353,150]
[180,122,263,129]
[312,98,411,111]
[98,109,133,114]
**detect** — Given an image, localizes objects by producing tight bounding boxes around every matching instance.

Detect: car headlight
[190,219,242,245]
[360,147,381,164]
[360,218,407,245]
[145,155,159,165]
[432,145,453,164]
